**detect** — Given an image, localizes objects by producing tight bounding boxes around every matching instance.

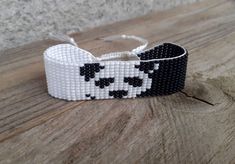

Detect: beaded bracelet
[44,34,188,101]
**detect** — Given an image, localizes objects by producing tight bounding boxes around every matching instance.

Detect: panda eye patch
[80,63,105,81]
[124,77,143,87]
[95,78,115,88]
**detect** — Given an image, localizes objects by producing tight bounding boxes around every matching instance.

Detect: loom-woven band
[44,42,187,101]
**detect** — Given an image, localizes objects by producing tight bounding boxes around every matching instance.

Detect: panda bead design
[44,43,188,101]
[77,61,159,100]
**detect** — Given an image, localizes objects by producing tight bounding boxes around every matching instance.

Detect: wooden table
[0,0,234,163]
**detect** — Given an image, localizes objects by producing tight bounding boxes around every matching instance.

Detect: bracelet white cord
[49,33,78,47]
[98,35,148,61]
[49,33,148,61]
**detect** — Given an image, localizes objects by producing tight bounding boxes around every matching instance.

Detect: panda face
[78,61,159,100]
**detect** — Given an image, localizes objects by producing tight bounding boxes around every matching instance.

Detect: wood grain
[0,0,234,163]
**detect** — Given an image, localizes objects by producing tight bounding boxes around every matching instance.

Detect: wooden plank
[0,0,234,163]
